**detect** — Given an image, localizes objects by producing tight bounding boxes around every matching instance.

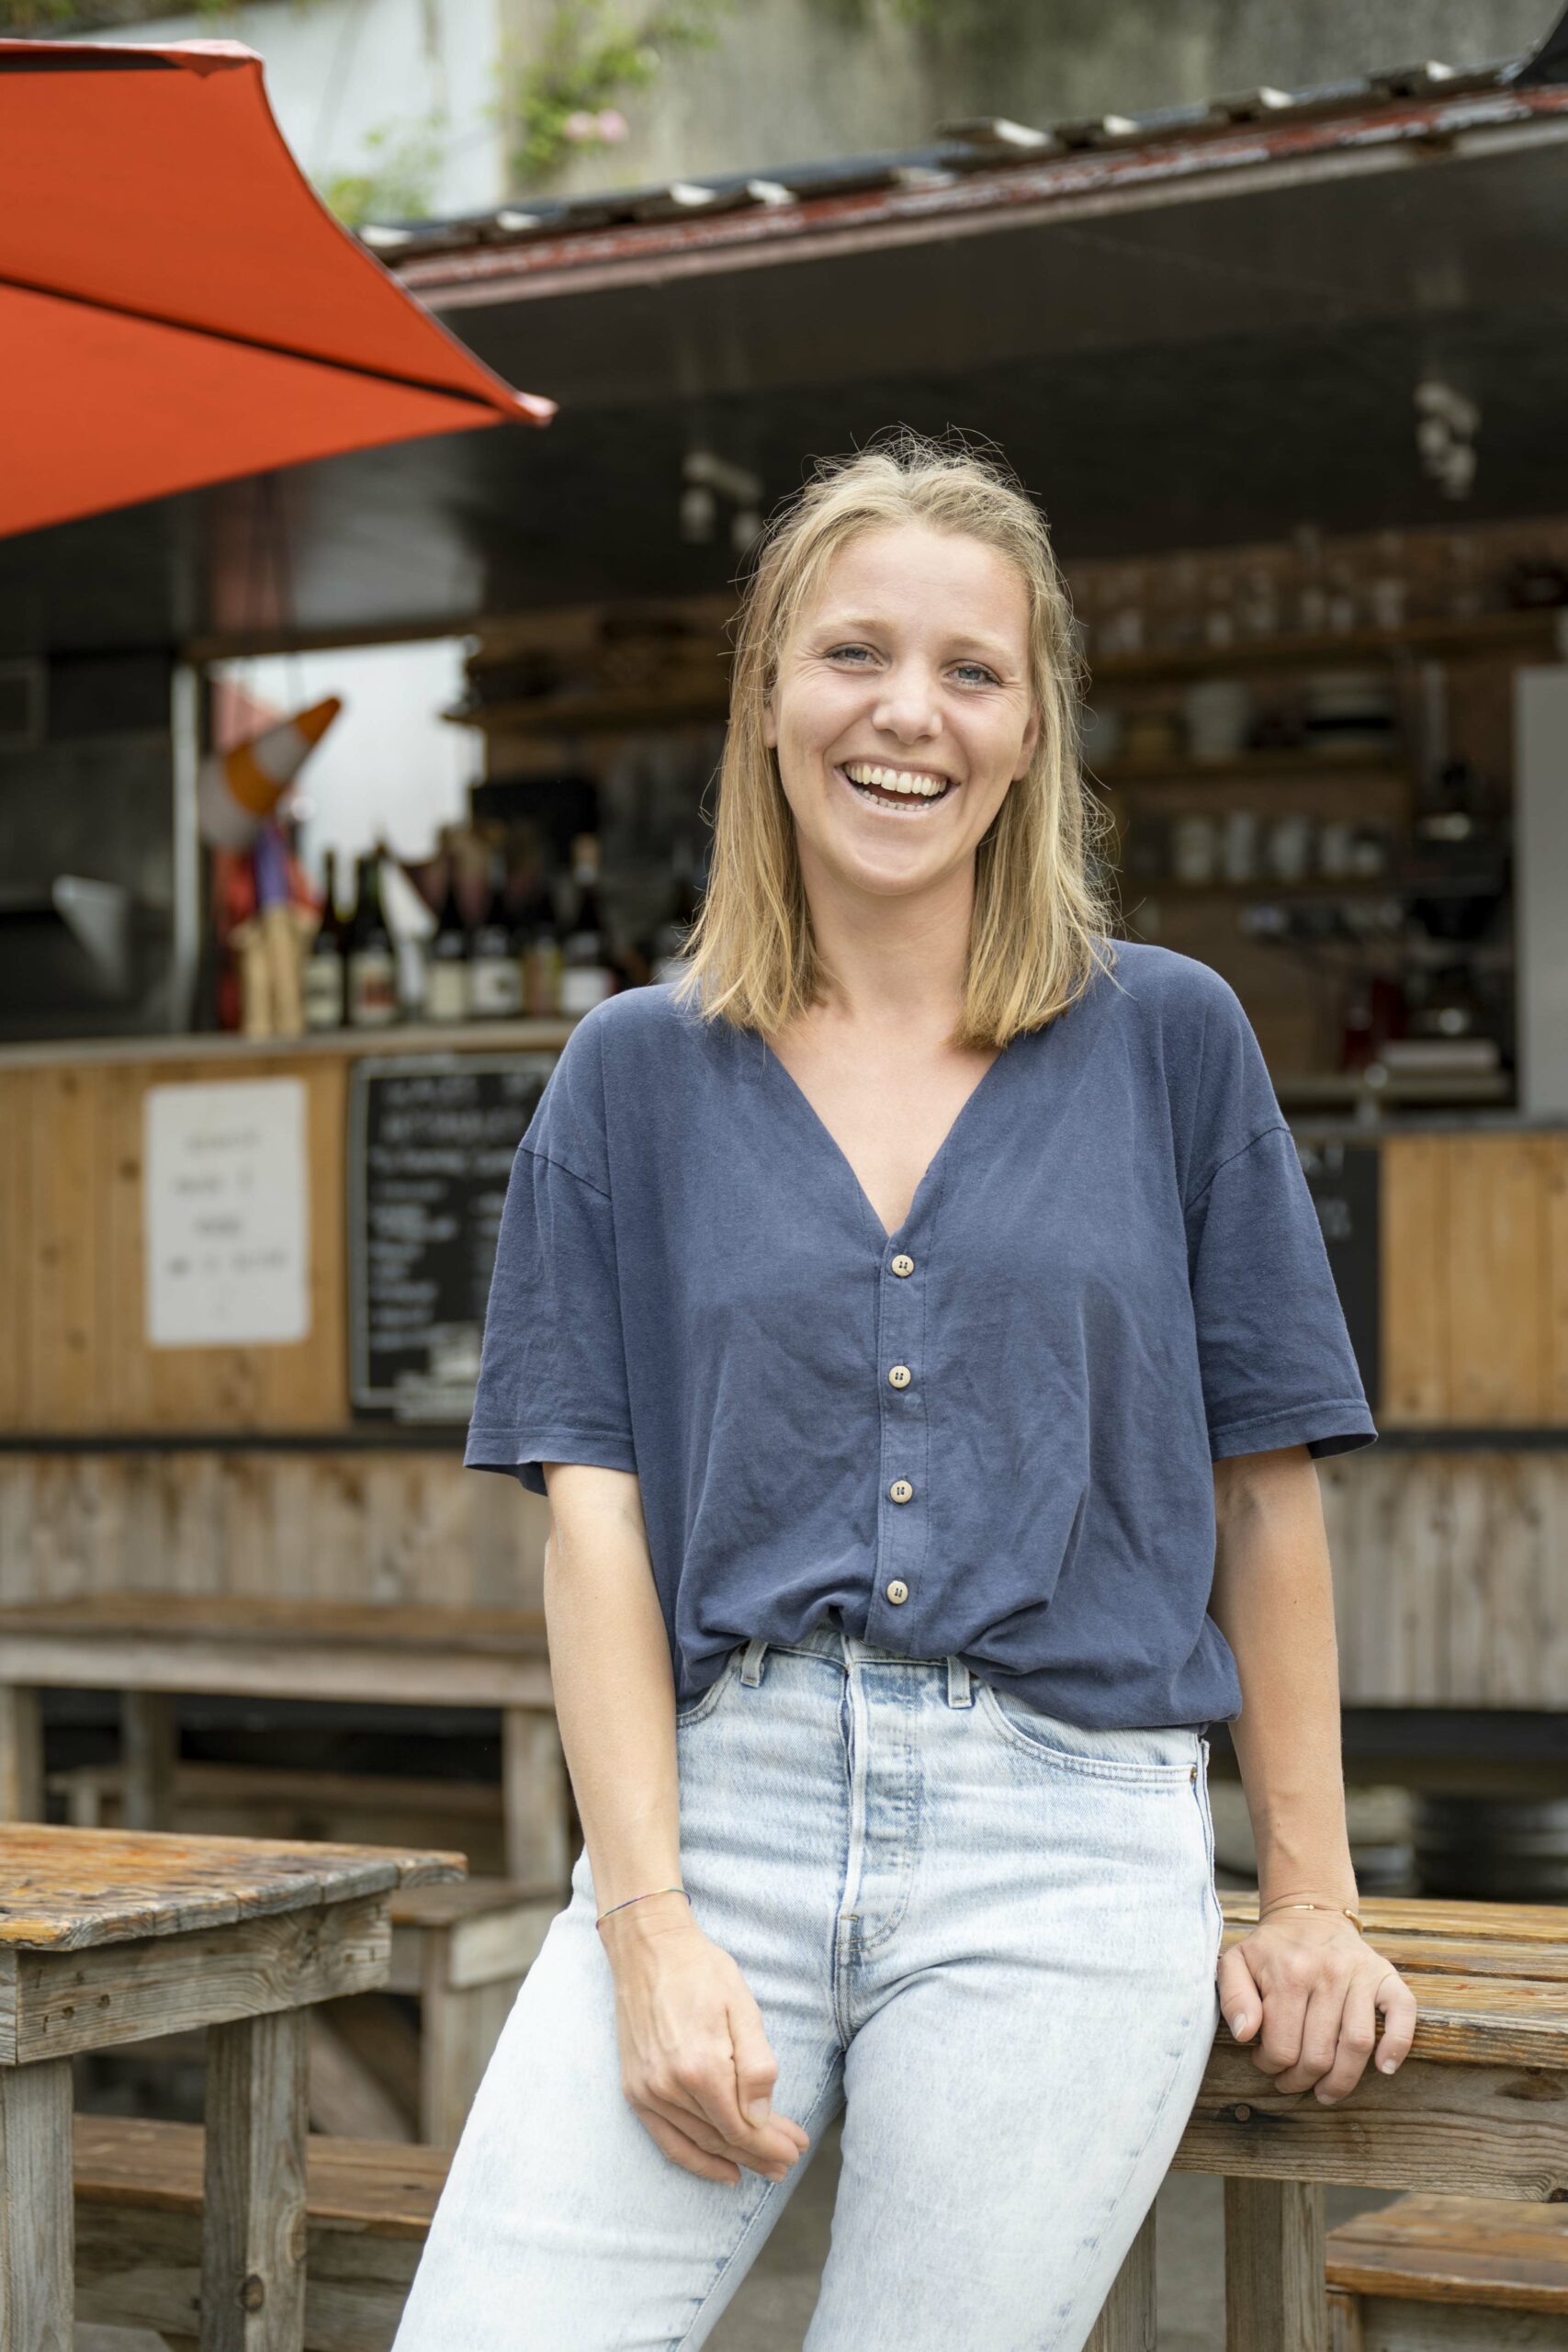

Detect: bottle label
[559,967,615,1015]
[303,957,344,1029]
[348,950,398,1026]
[425,959,471,1023]
[470,958,524,1017]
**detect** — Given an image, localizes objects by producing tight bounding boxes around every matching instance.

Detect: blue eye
[953,662,999,686]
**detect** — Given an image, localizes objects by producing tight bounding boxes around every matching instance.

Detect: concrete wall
[500,0,1557,198]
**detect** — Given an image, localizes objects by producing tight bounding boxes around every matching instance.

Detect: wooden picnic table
[0,1591,567,1887]
[1089,1888,1568,2351]
[0,1821,463,2352]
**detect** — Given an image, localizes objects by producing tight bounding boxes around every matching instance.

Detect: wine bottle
[425,858,471,1023]
[559,832,616,1015]
[650,836,702,984]
[346,845,398,1027]
[517,869,562,1016]
[469,849,524,1019]
[303,846,348,1029]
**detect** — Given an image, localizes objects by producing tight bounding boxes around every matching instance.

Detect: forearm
[539,1462,686,1933]
[1207,1445,1359,1914]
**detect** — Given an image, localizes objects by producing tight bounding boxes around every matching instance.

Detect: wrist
[595,1887,693,1943]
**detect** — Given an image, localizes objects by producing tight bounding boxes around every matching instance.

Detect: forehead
[800,521,1031,642]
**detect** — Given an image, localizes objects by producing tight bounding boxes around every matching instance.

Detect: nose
[871,659,943,745]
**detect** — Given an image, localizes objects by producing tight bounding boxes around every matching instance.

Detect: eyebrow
[810,612,1021,665]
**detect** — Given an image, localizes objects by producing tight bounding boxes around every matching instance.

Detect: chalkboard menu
[348,1053,558,1424]
[1296,1136,1381,1414]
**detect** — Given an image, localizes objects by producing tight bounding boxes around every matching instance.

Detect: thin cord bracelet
[1260,1900,1365,1932]
[596,1887,689,1928]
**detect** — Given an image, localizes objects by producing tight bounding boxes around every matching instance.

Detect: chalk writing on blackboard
[348,1055,557,1423]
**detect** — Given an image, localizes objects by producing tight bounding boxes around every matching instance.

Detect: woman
[393,431,1417,2351]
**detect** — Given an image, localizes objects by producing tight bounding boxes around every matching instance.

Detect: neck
[795,840,975,1035]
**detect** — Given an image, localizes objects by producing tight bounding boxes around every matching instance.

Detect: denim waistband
[735,1618,975,1709]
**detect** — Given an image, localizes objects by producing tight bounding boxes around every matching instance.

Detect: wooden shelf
[1092,748,1405,786]
[444,689,727,735]
[1089,606,1563,686]
[0,1017,578,1074]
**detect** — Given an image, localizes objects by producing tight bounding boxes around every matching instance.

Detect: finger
[1251,1967,1310,2077]
[1371,1966,1419,2075]
[660,2062,802,2175]
[1216,1946,1263,2042]
[1307,1971,1378,2104]
[728,2010,807,2149]
[634,2103,743,2185]
[641,2090,793,2180]
[1268,1978,1346,2095]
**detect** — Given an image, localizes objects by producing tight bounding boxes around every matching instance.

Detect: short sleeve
[463,1016,637,1494]
[1180,972,1377,1463]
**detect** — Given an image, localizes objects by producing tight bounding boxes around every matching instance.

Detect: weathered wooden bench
[1087,1892,1568,2352]
[1326,2192,1568,2349]
[385,1876,557,2144]
[0,1589,569,1886]
[73,2112,446,2352]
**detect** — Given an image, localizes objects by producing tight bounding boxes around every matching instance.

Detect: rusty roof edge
[390,74,1568,308]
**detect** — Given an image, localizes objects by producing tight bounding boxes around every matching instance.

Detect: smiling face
[761,519,1041,905]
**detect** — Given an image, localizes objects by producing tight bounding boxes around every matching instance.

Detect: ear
[1014,698,1042,778]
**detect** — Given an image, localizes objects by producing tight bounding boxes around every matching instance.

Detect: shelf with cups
[1084,605,1565,685]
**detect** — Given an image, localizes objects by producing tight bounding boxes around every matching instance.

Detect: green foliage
[498,0,734,192]
[316,111,447,230]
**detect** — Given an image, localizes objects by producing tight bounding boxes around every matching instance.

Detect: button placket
[874,1233,930,1632]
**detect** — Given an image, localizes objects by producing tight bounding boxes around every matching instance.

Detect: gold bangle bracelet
[1260,1899,1364,1932]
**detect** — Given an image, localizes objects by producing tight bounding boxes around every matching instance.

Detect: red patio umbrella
[0,38,555,540]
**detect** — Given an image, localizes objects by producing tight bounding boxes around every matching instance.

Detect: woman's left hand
[1217,1910,1418,2104]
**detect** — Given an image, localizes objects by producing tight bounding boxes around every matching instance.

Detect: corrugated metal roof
[377,48,1568,307]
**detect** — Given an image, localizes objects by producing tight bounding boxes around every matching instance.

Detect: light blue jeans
[392,1621,1224,2351]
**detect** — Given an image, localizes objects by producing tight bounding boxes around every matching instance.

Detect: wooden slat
[28,1065,105,1431]
[1221,1892,1568,1950]
[1382,1137,1450,1424]
[1448,1137,1551,1423]
[1,1895,391,2064]
[1326,2190,1568,2312]
[203,2007,309,2352]
[0,1822,463,1950]
[1225,2177,1326,2352]
[73,2114,448,2234]
[0,2053,73,2352]
[1175,2047,1568,2197]
[1548,1136,1568,1423]
[0,1069,30,1431]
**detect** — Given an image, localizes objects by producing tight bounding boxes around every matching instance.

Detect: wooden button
[887,1364,912,1389]
[891,1254,915,1277]
[886,1580,909,1605]
[889,1478,913,1504]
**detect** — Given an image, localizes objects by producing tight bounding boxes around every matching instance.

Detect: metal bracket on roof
[935,116,1056,155]
[1051,114,1142,150]
[1208,87,1294,122]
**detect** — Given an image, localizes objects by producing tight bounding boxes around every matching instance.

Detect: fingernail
[747,2098,770,2124]
[1378,2055,1397,2072]
[1227,2013,1248,2035]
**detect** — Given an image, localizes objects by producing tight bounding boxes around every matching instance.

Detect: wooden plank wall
[0,1445,1560,1708]
[0,1059,348,1435]
[0,1453,546,1612]
[1382,1134,1568,1426]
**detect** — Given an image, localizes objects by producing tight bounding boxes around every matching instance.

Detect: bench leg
[1087,2200,1157,2350]
[201,2008,308,2352]
[420,1957,522,2146]
[0,2054,73,2352]
[123,1690,178,1831]
[1224,2177,1327,2352]
[502,1706,569,1889]
[0,1684,44,1822]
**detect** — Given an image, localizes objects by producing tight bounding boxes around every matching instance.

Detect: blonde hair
[671,427,1119,1052]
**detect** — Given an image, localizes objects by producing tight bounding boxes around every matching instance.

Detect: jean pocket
[674,1645,740,1729]
[1194,1736,1226,1946]
[976,1679,1202,1784]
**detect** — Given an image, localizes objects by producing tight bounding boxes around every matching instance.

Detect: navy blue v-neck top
[465,937,1377,1732]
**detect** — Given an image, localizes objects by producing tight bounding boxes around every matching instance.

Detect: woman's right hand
[600,1893,811,2186]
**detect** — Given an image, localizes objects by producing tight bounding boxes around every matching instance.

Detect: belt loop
[947,1656,973,1708]
[739,1637,769,1687]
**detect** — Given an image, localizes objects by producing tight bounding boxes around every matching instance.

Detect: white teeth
[841,762,953,798]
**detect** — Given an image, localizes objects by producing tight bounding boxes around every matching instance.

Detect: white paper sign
[144,1079,310,1347]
